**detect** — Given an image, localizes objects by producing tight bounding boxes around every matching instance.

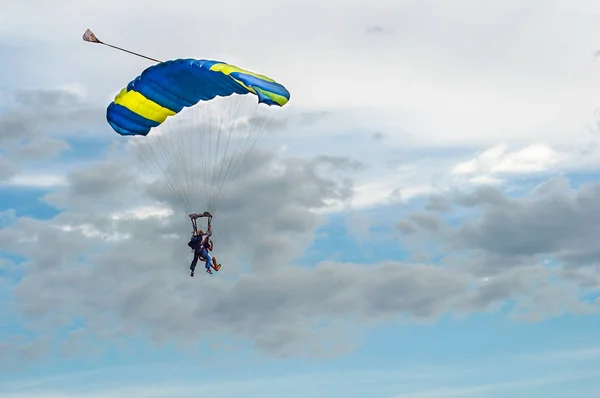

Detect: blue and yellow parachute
[106,59,290,136]
[107,59,291,214]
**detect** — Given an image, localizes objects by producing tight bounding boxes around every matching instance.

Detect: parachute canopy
[106,59,290,136]
[106,58,291,218]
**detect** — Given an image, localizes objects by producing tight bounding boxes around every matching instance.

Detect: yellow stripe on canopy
[113,88,176,124]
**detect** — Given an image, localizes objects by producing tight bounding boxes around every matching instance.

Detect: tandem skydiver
[188,212,221,276]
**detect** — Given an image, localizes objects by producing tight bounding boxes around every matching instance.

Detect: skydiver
[197,225,219,275]
[188,211,208,276]
[202,236,221,272]
[188,230,203,277]
[188,215,221,276]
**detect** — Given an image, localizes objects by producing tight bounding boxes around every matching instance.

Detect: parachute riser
[189,211,212,232]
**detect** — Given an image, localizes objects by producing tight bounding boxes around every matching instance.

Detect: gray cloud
[453,178,600,265]
[0,88,103,147]
[16,138,70,159]
[0,336,51,372]
[11,89,80,109]
[4,156,600,366]
[365,25,386,34]
[454,185,511,208]
[0,150,368,359]
[397,178,600,296]
[409,211,443,232]
[6,142,556,364]
[396,210,446,235]
[393,177,600,319]
[0,156,18,181]
[397,178,600,270]
[371,132,385,141]
[40,159,139,214]
[425,194,451,212]
[396,220,416,235]
[297,111,333,127]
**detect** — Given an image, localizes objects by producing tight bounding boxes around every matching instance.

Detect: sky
[1,0,600,397]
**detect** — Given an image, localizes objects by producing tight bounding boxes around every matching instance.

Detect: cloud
[396,220,417,235]
[5,173,66,188]
[424,194,451,212]
[0,88,101,147]
[5,168,600,364]
[451,144,572,184]
[11,145,588,363]
[16,138,71,159]
[42,159,139,212]
[453,177,600,265]
[408,211,444,232]
[392,177,600,319]
[397,177,600,271]
[0,336,51,372]
[365,25,386,34]
[0,156,18,181]
[0,88,106,188]
[371,132,385,141]
[2,0,598,216]
[0,150,372,359]
[3,0,599,151]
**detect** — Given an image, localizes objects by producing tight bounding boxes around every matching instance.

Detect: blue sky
[2,0,600,397]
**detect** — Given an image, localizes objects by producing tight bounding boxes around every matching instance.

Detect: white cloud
[453,143,570,176]
[110,206,174,221]
[5,173,66,188]
[469,175,503,185]
[57,224,131,243]
[2,0,599,147]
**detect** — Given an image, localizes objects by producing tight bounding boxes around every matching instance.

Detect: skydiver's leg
[211,255,221,271]
[203,249,213,274]
[190,251,200,276]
